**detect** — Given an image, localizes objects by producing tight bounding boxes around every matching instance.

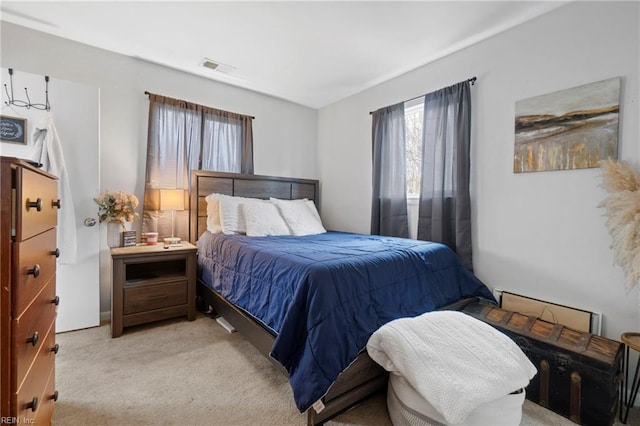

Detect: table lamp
[160,188,184,246]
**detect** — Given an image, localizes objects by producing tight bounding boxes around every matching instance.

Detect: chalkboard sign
[0,115,28,144]
[121,231,137,247]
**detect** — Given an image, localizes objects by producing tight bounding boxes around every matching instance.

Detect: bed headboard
[190,170,319,243]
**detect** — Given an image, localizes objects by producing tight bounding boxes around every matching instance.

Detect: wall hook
[3,68,51,111]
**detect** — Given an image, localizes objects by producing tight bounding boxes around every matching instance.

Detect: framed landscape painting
[514,77,620,173]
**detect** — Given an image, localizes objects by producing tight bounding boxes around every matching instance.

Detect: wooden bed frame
[189,170,390,425]
[188,170,476,425]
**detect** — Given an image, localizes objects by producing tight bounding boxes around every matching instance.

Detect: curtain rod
[369,76,477,115]
[144,91,255,119]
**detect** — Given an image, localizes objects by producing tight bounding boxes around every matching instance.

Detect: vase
[106,221,127,248]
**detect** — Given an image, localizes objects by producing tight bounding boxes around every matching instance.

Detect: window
[404,100,424,239]
[406,99,457,198]
[405,100,424,197]
[142,93,253,240]
[372,81,472,264]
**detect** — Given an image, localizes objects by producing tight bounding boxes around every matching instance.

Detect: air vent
[200,58,236,74]
[201,59,218,70]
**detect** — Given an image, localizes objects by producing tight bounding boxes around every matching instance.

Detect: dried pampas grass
[599,159,640,290]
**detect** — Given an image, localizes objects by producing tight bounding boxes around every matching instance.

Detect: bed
[189,170,495,425]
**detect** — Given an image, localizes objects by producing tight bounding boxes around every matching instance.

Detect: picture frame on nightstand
[121,230,137,247]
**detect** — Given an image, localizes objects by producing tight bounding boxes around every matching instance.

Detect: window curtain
[201,108,253,173]
[142,93,253,241]
[417,81,473,269]
[371,102,409,238]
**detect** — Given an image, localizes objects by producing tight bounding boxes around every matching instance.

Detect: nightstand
[110,242,197,337]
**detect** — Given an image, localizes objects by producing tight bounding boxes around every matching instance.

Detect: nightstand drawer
[123,281,187,315]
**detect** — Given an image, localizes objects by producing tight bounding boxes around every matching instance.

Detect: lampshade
[159,189,185,211]
[144,188,161,211]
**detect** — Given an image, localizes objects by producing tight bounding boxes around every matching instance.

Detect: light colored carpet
[52,314,638,425]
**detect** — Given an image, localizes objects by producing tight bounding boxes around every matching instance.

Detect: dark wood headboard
[189,170,319,243]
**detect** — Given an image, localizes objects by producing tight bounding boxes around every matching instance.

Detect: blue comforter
[197,231,494,412]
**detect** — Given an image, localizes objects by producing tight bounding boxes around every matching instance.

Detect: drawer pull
[52,248,61,258]
[27,264,40,278]
[52,199,61,209]
[27,331,39,347]
[26,198,42,212]
[27,397,38,412]
[52,296,60,306]
[51,391,59,402]
[51,343,60,354]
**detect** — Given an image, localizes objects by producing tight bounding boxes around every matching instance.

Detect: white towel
[367,310,536,425]
[33,116,77,264]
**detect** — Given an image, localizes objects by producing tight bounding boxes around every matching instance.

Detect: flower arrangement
[94,190,139,224]
[598,159,640,291]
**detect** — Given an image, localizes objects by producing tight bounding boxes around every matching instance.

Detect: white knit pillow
[241,202,291,236]
[270,198,326,236]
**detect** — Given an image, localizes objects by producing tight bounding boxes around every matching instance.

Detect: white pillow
[218,194,266,234]
[241,202,291,237]
[270,198,326,236]
[205,193,222,233]
[304,199,322,223]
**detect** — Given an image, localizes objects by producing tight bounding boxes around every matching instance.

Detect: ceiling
[1,1,567,109]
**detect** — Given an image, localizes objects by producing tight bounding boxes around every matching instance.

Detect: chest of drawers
[1,157,60,423]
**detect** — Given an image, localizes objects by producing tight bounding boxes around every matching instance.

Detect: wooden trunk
[462,302,623,426]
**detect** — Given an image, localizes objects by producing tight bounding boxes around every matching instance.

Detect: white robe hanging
[33,116,77,264]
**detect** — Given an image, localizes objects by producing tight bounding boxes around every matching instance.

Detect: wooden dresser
[1,157,60,423]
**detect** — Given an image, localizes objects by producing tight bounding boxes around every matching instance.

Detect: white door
[1,68,100,332]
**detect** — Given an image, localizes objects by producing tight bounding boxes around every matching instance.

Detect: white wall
[318,1,640,340]
[1,21,318,317]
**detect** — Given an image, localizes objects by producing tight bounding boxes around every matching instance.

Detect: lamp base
[164,237,182,247]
